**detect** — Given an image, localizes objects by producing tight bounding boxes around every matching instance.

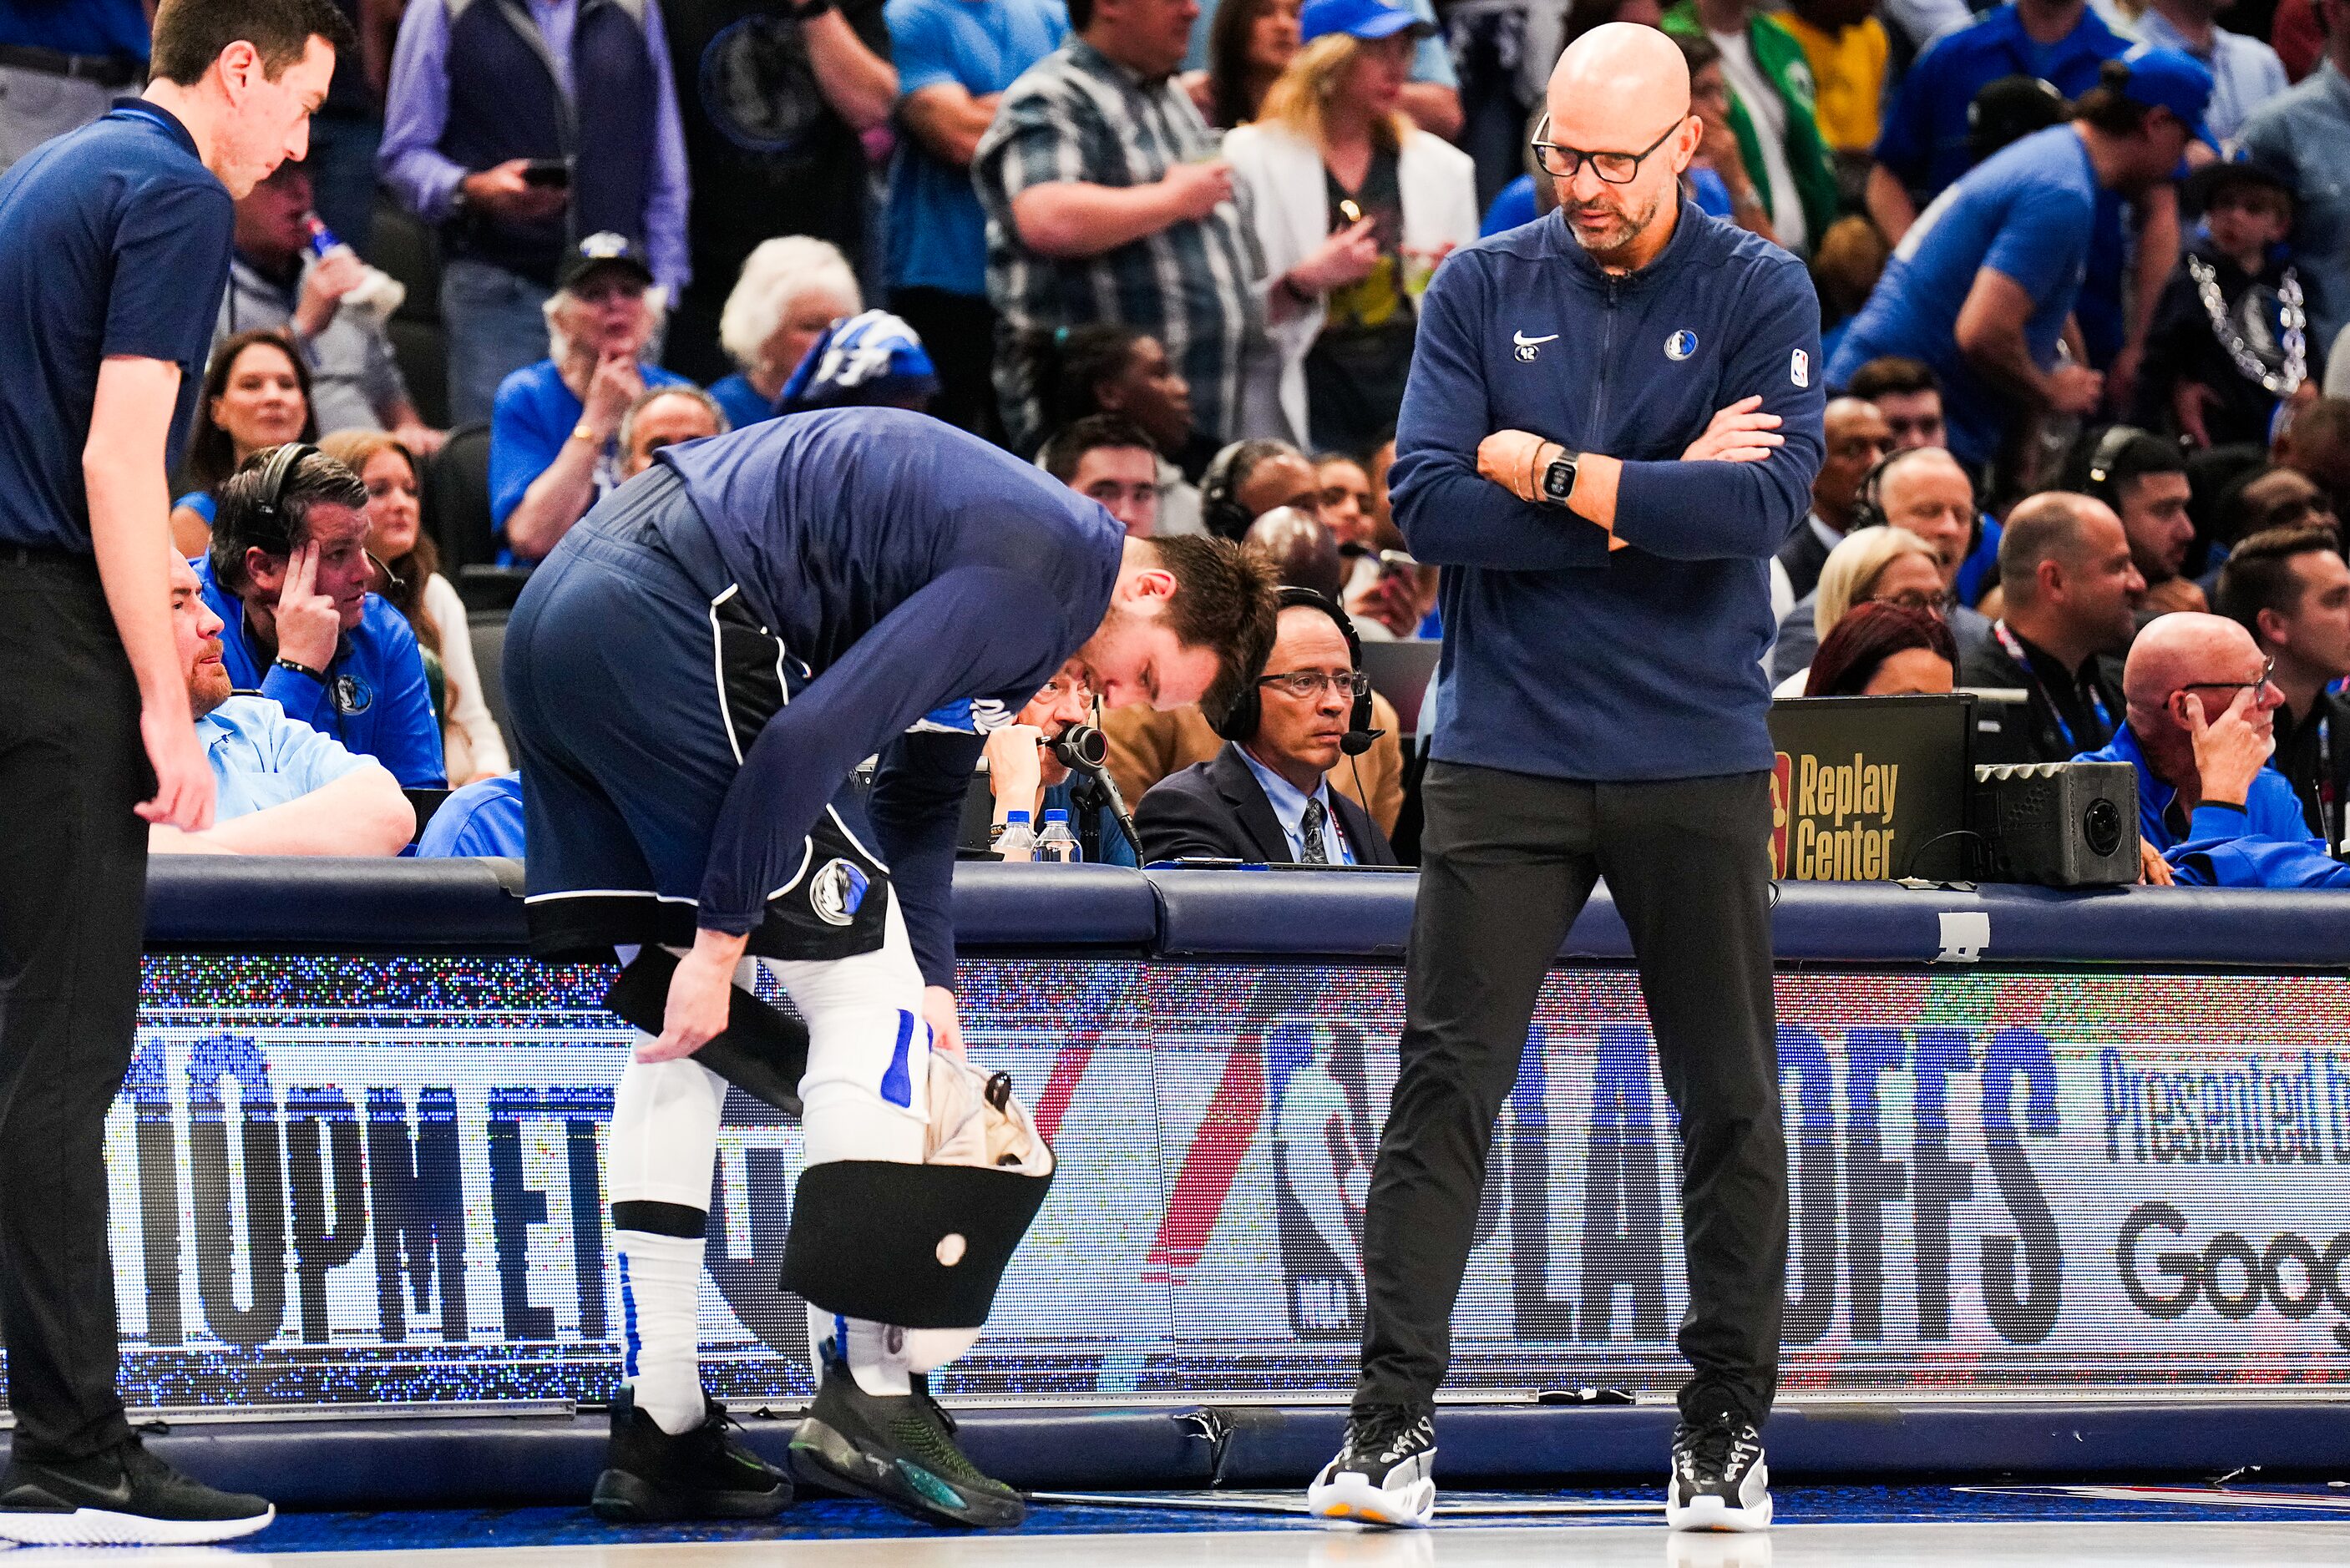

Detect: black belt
[0,43,143,89]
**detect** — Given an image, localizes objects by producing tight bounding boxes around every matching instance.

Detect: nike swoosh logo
[1512,331,1559,348]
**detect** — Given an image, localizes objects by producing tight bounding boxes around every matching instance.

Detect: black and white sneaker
[789,1353,1025,1529]
[1306,1404,1437,1527]
[1666,1414,1771,1532]
[592,1387,793,1522]
[0,1437,273,1545]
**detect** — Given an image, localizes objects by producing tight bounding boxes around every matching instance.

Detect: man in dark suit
[1776,396,1892,603]
[1138,597,1396,864]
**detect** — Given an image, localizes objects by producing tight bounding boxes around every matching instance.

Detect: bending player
[503,407,1277,1528]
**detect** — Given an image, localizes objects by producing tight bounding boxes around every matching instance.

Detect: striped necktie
[1299,797,1329,864]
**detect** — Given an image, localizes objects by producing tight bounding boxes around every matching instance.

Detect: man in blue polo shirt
[1828,52,2211,471]
[194,445,447,788]
[885,0,1066,437]
[0,0,351,1545]
[1866,0,2181,381]
[2077,609,2350,885]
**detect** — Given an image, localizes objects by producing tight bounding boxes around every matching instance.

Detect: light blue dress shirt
[2133,8,2287,146]
[1236,746,1356,864]
[198,695,376,822]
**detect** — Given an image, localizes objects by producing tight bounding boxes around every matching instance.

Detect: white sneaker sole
[0,1504,276,1545]
[1666,1491,1773,1533]
[1308,1469,1436,1528]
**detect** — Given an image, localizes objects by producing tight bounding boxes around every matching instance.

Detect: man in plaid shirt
[974,0,1269,453]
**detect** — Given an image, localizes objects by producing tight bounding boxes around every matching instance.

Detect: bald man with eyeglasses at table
[1303,22,1824,1537]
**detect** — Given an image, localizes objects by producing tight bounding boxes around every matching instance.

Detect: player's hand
[1682,396,1784,463]
[582,352,642,441]
[924,985,965,1055]
[645,943,736,1062]
[2048,363,2104,417]
[274,542,343,672]
[2137,839,2175,887]
[1160,159,1234,222]
[1477,429,1554,501]
[291,247,366,338]
[136,708,216,830]
[2185,686,2274,810]
[463,159,568,222]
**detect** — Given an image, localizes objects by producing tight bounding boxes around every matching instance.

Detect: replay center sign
[6,955,2345,1417]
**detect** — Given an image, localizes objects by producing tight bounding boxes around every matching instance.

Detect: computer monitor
[1766,694,1973,882]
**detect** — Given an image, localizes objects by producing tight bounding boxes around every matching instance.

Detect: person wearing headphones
[1199,438,1327,539]
[1773,443,1986,682]
[192,443,447,787]
[1135,591,1397,862]
[2073,424,2201,617]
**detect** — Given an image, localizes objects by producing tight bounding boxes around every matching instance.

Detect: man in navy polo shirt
[0,0,352,1545]
[195,445,447,788]
[1866,0,2181,384]
[1827,53,2211,472]
[884,0,1066,436]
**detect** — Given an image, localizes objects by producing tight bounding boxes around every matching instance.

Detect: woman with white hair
[708,235,864,431]
[1224,0,1478,455]
[1772,524,1947,695]
[492,235,694,564]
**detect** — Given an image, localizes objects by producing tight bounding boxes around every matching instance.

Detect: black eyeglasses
[2179,657,2276,702]
[1530,114,1684,184]
[1259,670,1370,701]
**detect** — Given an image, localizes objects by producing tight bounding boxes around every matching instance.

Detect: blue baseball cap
[2115,45,2216,146]
[1299,0,1434,46]
[777,310,940,415]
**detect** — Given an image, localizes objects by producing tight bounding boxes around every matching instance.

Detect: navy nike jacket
[1392,201,1826,781]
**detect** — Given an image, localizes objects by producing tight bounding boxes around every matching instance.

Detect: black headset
[2081,422,2150,507]
[251,440,319,537]
[1848,445,1983,555]
[1213,587,1382,756]
[1198,441,1254,540]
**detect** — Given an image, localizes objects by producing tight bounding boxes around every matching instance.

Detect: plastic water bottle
[996,810,1036,862]
[303,214,352,262]
[1039,808,1081,863]
[302,215,406,326]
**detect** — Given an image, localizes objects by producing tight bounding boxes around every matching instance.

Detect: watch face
[1543,459,1574,500]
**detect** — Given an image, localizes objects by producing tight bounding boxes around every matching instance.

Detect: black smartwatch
[1540,448,1580,506]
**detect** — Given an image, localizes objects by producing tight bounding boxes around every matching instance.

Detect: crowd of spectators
[6,0,2349,886]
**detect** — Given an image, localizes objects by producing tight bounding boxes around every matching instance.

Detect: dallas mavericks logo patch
[1664,330,1698,362]
[810,858,869,926]
[333,675,373,716]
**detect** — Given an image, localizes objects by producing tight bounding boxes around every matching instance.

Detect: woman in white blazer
[1224,0,1480,456]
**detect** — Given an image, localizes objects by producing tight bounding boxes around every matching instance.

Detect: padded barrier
[146,859,2350,969]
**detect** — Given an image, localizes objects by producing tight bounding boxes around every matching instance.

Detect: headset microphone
[1049,723,1143,858]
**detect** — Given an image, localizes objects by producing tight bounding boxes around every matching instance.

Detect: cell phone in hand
[1378,549,1419,579]
[522,159,572,189]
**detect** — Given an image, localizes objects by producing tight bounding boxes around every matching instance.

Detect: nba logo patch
[1664,330,1697,361]
[1790,349,1811,388]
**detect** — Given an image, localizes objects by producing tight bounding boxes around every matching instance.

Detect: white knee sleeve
[608,1048,731,1211]
[757,898,930,1170]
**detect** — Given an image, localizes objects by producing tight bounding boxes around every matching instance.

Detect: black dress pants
[1354,761,1788,1427]
[889,286,1003,444]
[0,552,147,1461]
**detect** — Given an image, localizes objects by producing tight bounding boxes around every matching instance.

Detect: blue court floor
[0,1483,2340,1565]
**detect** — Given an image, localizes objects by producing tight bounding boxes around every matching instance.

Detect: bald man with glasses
[1305,23,1823,1535]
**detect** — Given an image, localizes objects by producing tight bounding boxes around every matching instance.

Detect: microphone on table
[1049,723,1142,860]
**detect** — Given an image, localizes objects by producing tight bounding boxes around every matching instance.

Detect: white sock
[619,1229,707,1434]
[809,1305,913,1397]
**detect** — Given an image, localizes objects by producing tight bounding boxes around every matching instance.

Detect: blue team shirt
[885,0,1067,296]
[193,554,448,787]
[200,694,376,821]
[0,102,230,553]
[1828,125,2097,468]
[489,357,695,552]
[418,772,527,857]
[653,407,1125,947]
[707,372,778,432]
[0,0,150,58]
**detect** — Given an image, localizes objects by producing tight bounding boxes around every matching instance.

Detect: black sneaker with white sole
[1306,1404,1437,1527]
[591,1387,793,1522]
[789,1353,1025,1529]
[1666,1414,1771,1531]
[0,1437,274,1545]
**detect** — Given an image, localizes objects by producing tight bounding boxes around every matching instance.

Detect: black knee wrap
[603,948,809,1115]
[782,1161,1053,1329]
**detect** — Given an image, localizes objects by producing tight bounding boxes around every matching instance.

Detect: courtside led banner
[4,955,2344,1416]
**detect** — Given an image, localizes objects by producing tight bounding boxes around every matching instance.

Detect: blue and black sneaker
[790,1352,1025,1529]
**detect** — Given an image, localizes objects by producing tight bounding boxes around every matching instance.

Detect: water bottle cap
[1006,810,1030,823]
[1044,809,1070,823]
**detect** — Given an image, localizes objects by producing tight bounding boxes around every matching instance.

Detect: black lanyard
[1994,620,2111,752]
